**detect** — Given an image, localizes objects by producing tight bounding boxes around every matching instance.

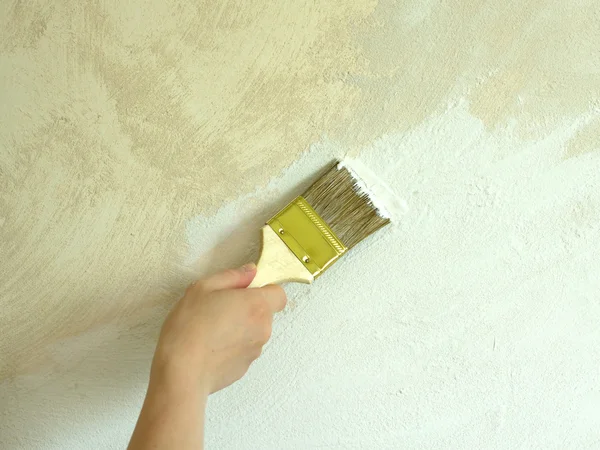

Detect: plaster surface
[1,0,599,449]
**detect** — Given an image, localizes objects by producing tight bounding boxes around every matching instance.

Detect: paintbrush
[249,160,391,287]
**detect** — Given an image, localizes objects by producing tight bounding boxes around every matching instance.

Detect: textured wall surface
[1,0,599,449]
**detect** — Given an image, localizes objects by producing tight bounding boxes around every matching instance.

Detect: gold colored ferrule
[267,196,347,278]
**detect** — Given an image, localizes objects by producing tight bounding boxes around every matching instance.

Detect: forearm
[128,368,207,450]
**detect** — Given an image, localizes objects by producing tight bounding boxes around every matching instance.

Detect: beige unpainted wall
[1,0,600,448]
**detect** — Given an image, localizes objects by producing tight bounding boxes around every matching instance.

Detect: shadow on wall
[0,165,332,447]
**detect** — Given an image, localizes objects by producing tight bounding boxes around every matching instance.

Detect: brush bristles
[302,162,391,249]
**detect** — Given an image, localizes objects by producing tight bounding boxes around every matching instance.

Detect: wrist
[131,356,208,450]
[150,353,211,401]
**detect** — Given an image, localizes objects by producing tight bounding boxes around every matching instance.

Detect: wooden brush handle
[248,226,314,288]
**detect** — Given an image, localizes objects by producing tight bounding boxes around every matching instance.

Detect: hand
[151,263,287,395]
[129,264,287,450]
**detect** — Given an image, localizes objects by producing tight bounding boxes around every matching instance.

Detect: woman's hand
[128,264,287,450]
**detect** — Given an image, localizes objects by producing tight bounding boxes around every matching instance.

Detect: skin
[128,263,287,450]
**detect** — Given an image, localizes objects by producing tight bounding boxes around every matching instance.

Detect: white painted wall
[196,105,600,449]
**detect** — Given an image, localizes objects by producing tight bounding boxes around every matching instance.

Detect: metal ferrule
[267,196,347,278]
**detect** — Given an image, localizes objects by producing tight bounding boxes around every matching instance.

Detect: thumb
[196,263,257,292]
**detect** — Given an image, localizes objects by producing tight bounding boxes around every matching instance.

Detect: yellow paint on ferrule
[268,196,347,278]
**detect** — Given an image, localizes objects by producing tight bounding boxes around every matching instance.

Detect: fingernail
[241,263,256,272]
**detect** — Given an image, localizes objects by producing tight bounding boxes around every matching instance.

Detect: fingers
[254,284,287,313]
[192,266,287,314]
[195,264,257,292]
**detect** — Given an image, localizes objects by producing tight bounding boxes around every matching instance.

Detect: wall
[1,0,599,448]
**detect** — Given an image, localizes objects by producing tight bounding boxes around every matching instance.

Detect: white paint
[337,158,408,220]
[3,102,600,449]
[188,101,599,449]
